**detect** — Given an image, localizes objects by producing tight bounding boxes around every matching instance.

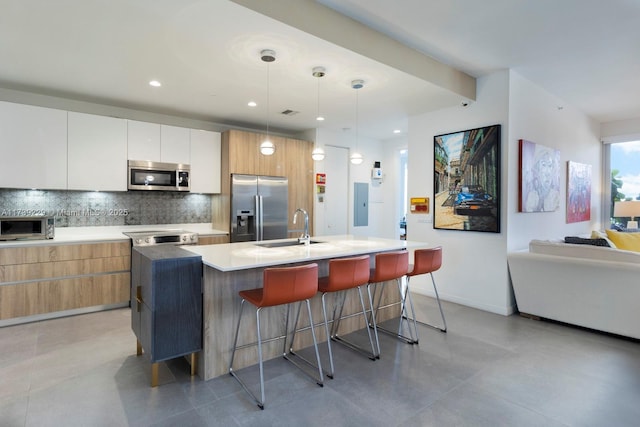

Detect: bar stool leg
[330,287,378,360]
[370,278,418,345]
[321,293,335,378]
[229,300,267,410]
[406,274,447,333]
[366,283,381,358]
[284,301,324,387]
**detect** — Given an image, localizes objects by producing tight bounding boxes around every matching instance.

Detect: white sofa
[507,239,640,339]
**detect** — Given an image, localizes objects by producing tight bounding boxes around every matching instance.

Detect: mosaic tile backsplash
[0,189,211,227]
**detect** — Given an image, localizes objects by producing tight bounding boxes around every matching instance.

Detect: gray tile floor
[2,295,639,427]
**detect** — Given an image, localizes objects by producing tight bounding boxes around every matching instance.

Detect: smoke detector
[260,49,276,63]
[312,66,326,78]
[351,79,365,89]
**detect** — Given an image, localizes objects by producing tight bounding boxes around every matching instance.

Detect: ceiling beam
[231,0,476,101]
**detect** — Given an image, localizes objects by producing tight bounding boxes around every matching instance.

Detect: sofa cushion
[564,236,610,247]
[591,230,617,248]
[529,239,640,263]
[605,230,640,252]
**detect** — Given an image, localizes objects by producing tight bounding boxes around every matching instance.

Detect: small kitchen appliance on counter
[0,216,55,240]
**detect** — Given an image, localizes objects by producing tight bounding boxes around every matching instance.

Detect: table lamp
[613,201,640,229]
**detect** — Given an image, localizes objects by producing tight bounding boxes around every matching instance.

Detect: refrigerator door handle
[256,194,263,241]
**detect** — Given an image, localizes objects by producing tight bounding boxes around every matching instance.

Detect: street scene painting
[566,161,592,223]
[518,140,561,213]
[433,124,501,233]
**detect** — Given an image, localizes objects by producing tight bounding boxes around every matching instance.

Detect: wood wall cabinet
[0,241,130,324]
[68,112,128,191]
[0,101,68,190]
[131,246,202,386]
[215,130,314,237]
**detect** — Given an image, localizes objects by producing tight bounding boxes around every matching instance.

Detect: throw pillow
[564,236,610,247]
[591,230,617,248]
[605,229,640,252]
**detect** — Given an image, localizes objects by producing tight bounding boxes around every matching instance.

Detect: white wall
[408,70,511,315]
[507,71,602,251]
[313,127,400,238]
[407,69,602,316]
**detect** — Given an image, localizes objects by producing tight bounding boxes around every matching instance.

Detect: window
[605,140,640,229]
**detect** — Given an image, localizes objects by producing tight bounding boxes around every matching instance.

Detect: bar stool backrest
[408,247,442,277]
[326,255,370,292]
[370,251,409,282]
[260,263,319,307]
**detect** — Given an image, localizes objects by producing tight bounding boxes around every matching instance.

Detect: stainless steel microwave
[0,216,55,241]
[127,160,190,192]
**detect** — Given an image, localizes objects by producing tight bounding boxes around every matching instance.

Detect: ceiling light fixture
[149,80,161,87]
[311,66,326,161]
[350,79,364,165]
[312,66,326,122]
[260,49,276,156]
[311,147,325,161]
[248,101,257,107]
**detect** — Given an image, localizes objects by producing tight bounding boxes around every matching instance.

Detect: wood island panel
[199,258,401,380]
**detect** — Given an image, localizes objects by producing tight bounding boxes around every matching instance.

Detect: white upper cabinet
[160,125,190,165]
[0,101,67,189]
[190,129,221,194]
[127,120,160,161]
[68,112,127,191]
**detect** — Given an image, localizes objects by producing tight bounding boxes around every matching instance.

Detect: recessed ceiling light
[316,116,325,121]
[248,101,257,107]
[393,129,401,134]
[149,80,161,87]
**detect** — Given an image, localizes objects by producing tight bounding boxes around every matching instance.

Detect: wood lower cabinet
[0,241,130,324]
[131,246,202,386]
[197,235,229,245]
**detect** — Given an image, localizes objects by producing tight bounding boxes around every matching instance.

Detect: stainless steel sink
[254,239,324,248]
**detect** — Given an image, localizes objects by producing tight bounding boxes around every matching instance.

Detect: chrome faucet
[292,208,310,245]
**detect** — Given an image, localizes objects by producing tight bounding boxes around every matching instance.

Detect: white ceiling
[1,0,638,141]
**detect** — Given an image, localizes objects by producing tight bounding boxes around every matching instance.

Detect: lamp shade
[350,152,363,165]
[614,200,640,229]
[613,201,640,218]
[311,147,325,161]
[260,140,275,156]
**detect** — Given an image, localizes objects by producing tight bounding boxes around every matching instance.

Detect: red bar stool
[406,247,447,334]
[317,255,377,378]
[368,250,413,353]
[228,263,323,410]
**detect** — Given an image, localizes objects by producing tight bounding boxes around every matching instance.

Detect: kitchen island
[185,235,428,380]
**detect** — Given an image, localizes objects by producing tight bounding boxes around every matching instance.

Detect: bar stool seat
[407,246,447,334]
[229,263,323,410]
[317,255,377,378]
[368,250,414,353]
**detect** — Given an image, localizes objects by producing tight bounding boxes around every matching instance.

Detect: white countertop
[184,235,430,272]
[0,223,227,247]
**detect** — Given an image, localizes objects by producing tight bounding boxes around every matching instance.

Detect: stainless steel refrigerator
[230,174,288,242]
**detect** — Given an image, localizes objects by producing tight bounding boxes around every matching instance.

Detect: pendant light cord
[266,62,270,140]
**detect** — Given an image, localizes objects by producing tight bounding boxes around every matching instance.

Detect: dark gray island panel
[130,245,202,385]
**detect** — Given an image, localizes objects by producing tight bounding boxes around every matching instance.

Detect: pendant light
[311,66,326,161]
[350,79,364,165]
[260,49,276,156]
